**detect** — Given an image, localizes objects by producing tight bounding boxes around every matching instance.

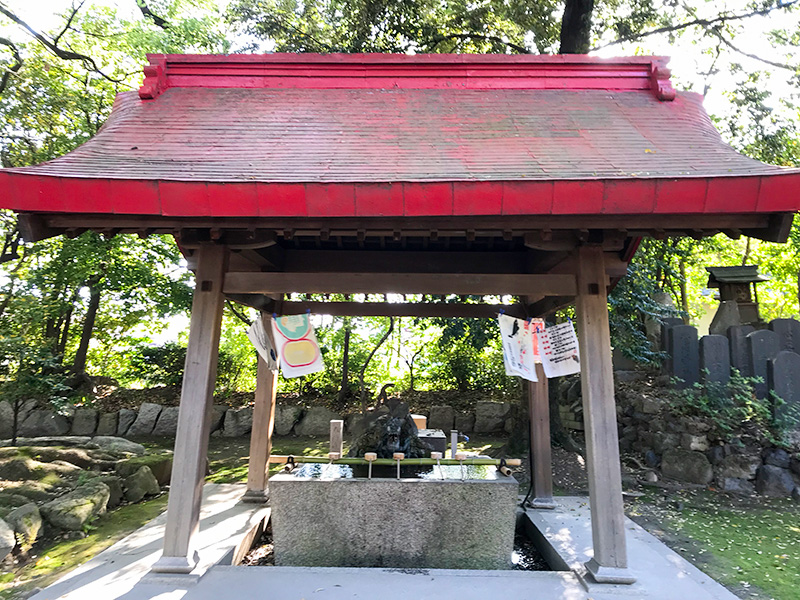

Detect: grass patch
[628,489,800,600]
[0,494,169,600]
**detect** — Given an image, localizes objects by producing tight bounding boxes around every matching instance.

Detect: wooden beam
[527,363,556,509]
[18,214,59,242]
[282,249,527,274]
[225,293,274,312]
[244,341,278,503]
[224,272,577,296]
[179,228,278,249]
[274,300,528,319]
[44,213,773,233]
[152,243,227,574]
[575,246,635,584]
[743,212,794,243]
[528,296,575,318]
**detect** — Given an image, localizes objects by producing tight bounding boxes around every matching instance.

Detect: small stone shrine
[706,265,770,327]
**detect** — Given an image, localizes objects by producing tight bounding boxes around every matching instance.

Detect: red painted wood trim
[2,172,798,218]
[138,53,674,100]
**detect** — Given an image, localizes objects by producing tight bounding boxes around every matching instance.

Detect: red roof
[1,53,798,218]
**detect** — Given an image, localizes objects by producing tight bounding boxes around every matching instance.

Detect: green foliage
[668,370,797,445]
[608,238,684,366]
[227,0,561,54]
[428,316,512,392]
[125,338,256,395]
[128,342,187,387]
[0,1,226,389]
[0,342,71,409]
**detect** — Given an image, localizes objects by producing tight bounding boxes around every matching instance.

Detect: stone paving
[30,489,739,600]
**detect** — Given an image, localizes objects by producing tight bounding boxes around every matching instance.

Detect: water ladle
[393,452,405,479]
[455,452,467,480]
[431,451,443,479]
[364,452,377,479]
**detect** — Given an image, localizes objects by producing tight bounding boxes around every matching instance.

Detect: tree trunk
[741,237,751,266]
[337,320,352,405]
[0,245,27,319]
[11,396,20,447]
[358,317,394,413]
[72,282,101,374]
[549,378,584,456]
[679,258,688,323]
[57,304,74,357]
[559,0,595,54]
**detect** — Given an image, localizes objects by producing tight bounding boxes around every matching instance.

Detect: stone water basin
[269,462,518,570]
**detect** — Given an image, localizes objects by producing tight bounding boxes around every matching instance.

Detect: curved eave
[2,171,799,217]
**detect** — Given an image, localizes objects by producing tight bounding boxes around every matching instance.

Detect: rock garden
[0,434,171,574]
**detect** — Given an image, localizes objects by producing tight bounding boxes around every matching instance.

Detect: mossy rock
[40,480,110,531]
[100,475,125,509]
[28,447,116,471]
[123,467,161,503]
[1,480,67,503]
[0,446,34,459]
[0,492,30,519]
[5,502,42,551]
[116,454,173,486]
[0,457,79,482]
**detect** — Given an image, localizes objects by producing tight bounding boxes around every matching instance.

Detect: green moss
[0,495,169,599]
[115,453,172,480]
[0,446,32,459]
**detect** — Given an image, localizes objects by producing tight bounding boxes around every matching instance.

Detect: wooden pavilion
[1,53,798,585]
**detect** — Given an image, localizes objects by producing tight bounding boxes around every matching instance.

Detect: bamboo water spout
[268,455,521,467]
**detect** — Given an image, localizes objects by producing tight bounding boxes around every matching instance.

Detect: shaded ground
[4,435,799,600]
[0,496,168,600]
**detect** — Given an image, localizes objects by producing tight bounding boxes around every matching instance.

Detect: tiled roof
[1,54,798,217]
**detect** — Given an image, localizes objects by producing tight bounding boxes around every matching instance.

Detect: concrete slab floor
[189,566,589,600]
[29,483,269,600]
[28,489,740,600]
[524,496,739,600]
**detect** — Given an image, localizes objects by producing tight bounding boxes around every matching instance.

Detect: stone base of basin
[269,470,518,570]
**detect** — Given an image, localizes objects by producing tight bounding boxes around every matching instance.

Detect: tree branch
[0,2,122,83]
[0,35,22,94]
[226,299,252,326]
[713,30,796,71]
[429,32,529,54]
[593,1,800,51]
[135,0,170,29]
[53,1,86,45]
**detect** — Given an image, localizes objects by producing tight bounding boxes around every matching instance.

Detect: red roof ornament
[650,65,676,101]
[138,55,167,100]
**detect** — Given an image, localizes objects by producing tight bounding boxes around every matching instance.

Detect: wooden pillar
[152,244,227,574]
[527,363,556,509]
[330,420,344,456]
[575,246,635,584]
[243,342,278,502]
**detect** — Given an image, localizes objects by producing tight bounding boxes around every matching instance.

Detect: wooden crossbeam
[273,300,528,319]
[223,272,577,296]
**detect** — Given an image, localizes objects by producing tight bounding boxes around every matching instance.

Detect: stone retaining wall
[0,399,518,441]
[615,381,800,500]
